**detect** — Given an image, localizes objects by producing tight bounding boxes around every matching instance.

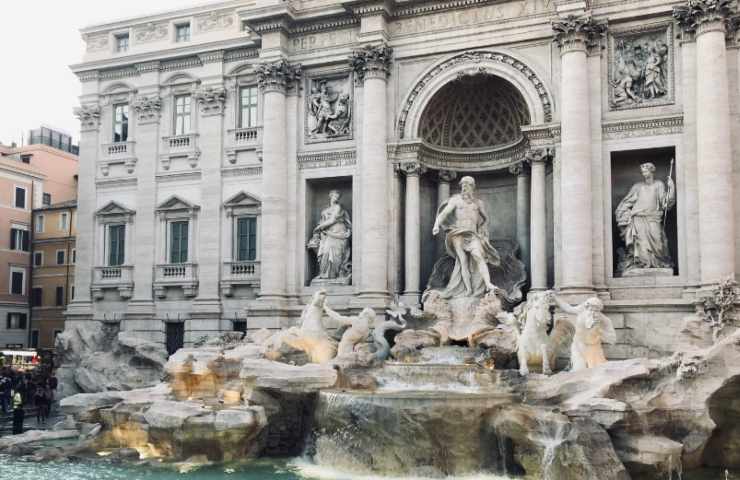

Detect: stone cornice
[343,0,395,18]
[297,149,356,169]
[256,58,302,93]
[601,115,684,139]
[552,14,608,53]
[673,0,735,34]
[393,0,499,18]
[350,43,393,82]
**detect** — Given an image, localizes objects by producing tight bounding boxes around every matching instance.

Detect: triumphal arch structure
[69,0,738,359]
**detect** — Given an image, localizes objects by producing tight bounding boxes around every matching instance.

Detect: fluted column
[552,15,605,293]
[351,44,393,302]
[675,0,736,286]
[399,162,425,297]
[510,162,531,276]
[256,59,301,302]
[526,149,551,290]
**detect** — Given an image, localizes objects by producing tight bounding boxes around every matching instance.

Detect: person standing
[11,389,24,435]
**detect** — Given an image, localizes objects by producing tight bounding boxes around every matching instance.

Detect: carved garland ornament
[256,59,302,93]
[74,104,102,131]
[349,44,393,83]
[398,51,553,138]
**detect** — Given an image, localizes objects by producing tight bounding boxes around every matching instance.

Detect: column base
[556,286,596,302]
[349,291,392,310]
[400,292,421,308]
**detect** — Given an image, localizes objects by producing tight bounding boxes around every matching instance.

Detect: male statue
[615,161,675,275]
[432,176,500,298]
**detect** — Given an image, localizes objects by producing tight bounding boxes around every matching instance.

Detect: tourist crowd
[0,367,57,434]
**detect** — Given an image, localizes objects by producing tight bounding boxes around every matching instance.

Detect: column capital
[552,15,607,54]
[132,95,162,124]
[396,161,426,177]
[525,147,554,165]
[74,104,101,132]
[350,43,393,83]
[508,161,529,176]
[438,169,457,183]
[673,0,735,36]
[194,86,227,116]
[257,58,302,94]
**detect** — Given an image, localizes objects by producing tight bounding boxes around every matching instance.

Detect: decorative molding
[388,138,528,172]
[198,50,225,64]
[74,104,102,132]
[524,147,552,164]
[196,10,235,33]
[224,48,259,62]
[350,43,393,83]
[85,33,109,52]
[552,15,608,54]
[77,70,100,82]
[155,170,203,183]
[194,86,227,116]
[438,169,458,183]
[608,23,674,111]
[601,115,684,139]
[160,56,203,72]
[134,22,168,43]
[96,177,137,189]
[222,165,263,177]
[398,50,554,138]
[135,61,160,74]
[133,95,162,123]
[297,149,356,169]
[673,0,735,34]
[256,58,302,93]
[99,66,139,80]
[290,15,359,35]
[396,161,427,176]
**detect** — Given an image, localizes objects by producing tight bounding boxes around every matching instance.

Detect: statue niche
[306,76,352,143]
[307,189,352,286]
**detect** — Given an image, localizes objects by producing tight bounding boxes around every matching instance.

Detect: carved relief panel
[608,24,674,110]
[305,73,353,144]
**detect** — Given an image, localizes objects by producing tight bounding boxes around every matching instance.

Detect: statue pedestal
[310,276,352,287]
[622,268,674,278]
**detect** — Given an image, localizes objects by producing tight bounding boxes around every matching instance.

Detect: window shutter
[248,218,257,260]
[6,313,10,330]
[117,226,125,265]
[10,229,16,250]
[19,313,27,330]
[22,230,29,251]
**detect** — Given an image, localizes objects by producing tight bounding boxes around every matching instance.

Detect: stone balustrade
[221,261,260,296]
[91,265,134,300]
[154,263,199,298]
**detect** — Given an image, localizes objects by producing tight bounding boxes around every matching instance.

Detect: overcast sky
[0,1,207,147]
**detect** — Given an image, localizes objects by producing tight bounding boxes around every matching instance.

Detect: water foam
[288,458,514,480]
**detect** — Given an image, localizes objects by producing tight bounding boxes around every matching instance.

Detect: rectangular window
[113,103,129,142]
[175,23,190,42]
[42,193,51,206]
[108,224,126,266]
[236,217,257,261]
[30,330,39,349]
[59,212,69,231]
[115,33,129,52]
[31,288,43,307]
[170,221,189,264]
[10,270,24,295]
[72,249,76,264]
[35,214,44,233]
[33,252,43,266]
[10,227,29,252]
[6,313,27,330]
[20,154,32,164]
[174,95,191,135]
[239,86,258,128]
[14,186,26,209]
[56,286,64,306]
[71,286,75,301]
[56,250,66,265]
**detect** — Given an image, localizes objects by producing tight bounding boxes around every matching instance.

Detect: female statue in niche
[307,190,352,284]
[615,161,675,275]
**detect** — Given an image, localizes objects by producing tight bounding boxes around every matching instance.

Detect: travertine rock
[240,359,337,391]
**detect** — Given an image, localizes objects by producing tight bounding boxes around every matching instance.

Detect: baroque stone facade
[69,0,739,358]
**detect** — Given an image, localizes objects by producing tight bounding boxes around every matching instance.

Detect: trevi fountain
[7,0,740,478]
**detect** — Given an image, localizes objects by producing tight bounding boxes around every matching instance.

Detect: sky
[0,1,208,147]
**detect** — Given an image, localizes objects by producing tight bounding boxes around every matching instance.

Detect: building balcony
[100,141,137,174]
[220,260,260,296]
[154,263,198,298]
[91,265,134,300]
[161,133,200,169]
[225,126,262,164]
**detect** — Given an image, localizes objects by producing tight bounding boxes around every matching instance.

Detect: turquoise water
[0,456,737,480]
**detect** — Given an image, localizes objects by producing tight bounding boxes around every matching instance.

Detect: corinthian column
[399,162,425,299]
[552,15,605,293]
[509,162,531,276]
[350,44,393,303]
[526,148,551,290]
[674,0,736,286]
[255,59,301,303]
